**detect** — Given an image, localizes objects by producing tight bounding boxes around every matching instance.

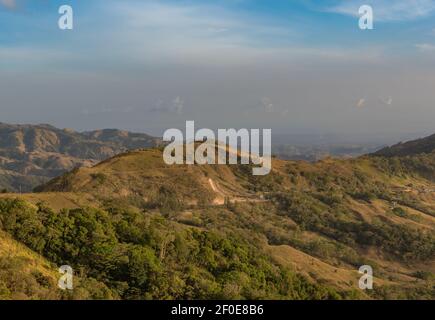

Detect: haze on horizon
[0,0,434,141]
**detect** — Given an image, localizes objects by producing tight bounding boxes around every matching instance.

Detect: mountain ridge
[0,123,162,192]
[373,133,435,157]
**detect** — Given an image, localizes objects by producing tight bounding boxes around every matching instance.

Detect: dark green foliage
[371,152,435,182]
[372,283,435,300]
[391,207,408,217]
[0,198,341,300]
[148,185,185,215]
[270,191,435,262]
[234,164,284,192]
[90,173,107,184]
[412,271,434,281]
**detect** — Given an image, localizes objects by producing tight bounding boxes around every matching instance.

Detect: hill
[12,142,432,299]
[373,134,435,157]
[0,132,434,299]
[0,123,161,192]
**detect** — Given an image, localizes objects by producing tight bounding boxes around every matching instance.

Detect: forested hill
[0,134,433,300]
[373,133,435,157]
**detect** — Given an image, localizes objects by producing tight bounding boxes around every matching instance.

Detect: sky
[0,0,435,140]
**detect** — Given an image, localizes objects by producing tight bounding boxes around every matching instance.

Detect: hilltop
[0,123,161,192]
[373,133,435,157]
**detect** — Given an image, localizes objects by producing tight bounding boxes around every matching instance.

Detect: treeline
[269,191,435,262]
[0,198,344,300]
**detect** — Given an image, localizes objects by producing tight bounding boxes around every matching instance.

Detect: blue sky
[1,0,435,138]
[2,0,435,62]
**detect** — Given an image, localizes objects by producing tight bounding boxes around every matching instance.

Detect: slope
[26,142,435,299]
[374,133,435,157]
[0,123,162,192]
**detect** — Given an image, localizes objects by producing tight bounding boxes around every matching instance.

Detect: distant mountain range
[0,123,162,192]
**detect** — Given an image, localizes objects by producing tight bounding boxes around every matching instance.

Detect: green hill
[0,139,434,300]
[374,134,435,157]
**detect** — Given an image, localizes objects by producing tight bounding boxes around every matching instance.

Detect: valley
[0,132,433,299]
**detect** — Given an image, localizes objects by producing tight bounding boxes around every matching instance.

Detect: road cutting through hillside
[208,178,266,205]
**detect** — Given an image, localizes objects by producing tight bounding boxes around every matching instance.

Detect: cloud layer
[329,0,435,21]
[0,0,434,138]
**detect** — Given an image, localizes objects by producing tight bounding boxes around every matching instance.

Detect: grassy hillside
[0,229,115,300]
[374,133,435,157]
[0,144,434,299]
[0,230,61,300]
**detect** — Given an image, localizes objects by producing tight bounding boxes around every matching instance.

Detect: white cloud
[247,97,290,117]
[1,1,386,71]
[416,43,435,52]
[329,0,435,22]
[149,97,184,115]
[103,1,384,66]
[380,96,393,106]
[107,1,295,64]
